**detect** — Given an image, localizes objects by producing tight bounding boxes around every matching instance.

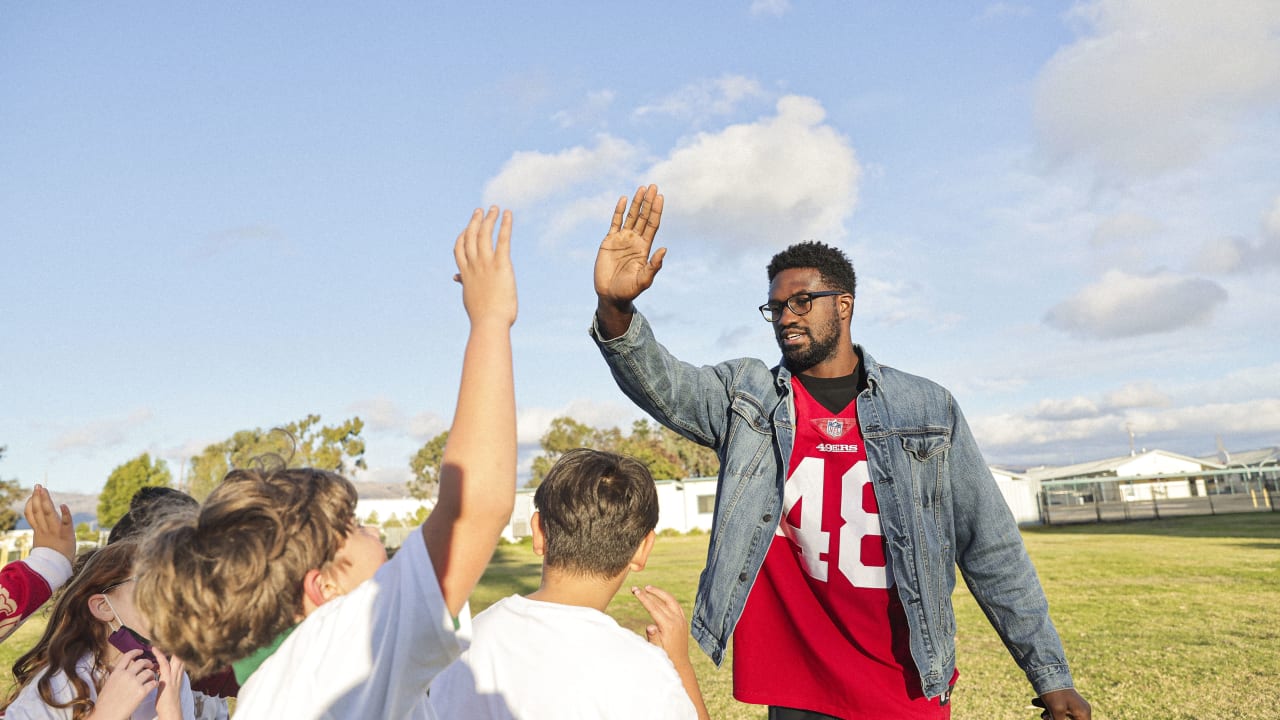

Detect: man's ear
[87,594,115,624]
[628,530,657,573]
[839,293,854,320]
[530,512,546,557]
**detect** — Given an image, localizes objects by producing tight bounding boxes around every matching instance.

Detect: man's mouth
[779,328,808,347]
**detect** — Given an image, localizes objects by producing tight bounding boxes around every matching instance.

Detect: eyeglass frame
[758,290,845,322]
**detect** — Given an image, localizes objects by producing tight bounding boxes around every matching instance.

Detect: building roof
[1194,446,1280,468]
[1025,449,1224,483]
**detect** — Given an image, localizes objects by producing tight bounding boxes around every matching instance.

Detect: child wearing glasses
[132,206,518,719]
[3,541,199,720]
[0,486,77,644]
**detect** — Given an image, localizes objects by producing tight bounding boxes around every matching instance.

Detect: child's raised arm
[27,485,75,568]
[422,206,518,617]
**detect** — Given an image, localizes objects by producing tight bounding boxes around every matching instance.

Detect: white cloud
[1090,213,1162,247]
[482,134,641,209]
[1043,269,1227,339]
[51,409,154,453]
[347,396,404,432]
[1034,1,1280,179]
[647,95,861,249]
[516,399,644,446]
[1032,396,1100,421]
[1267,194,1280,238]
[552,90,616,129]
[408,412,447,441]
[1194,196,1280,273]
[634,75,768,121]
[749,0,790,18]
[1103,382,1170,409]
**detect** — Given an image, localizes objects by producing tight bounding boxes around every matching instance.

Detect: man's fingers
[623,186,646,230]
[610,196,627,233]
[641,193,664,243]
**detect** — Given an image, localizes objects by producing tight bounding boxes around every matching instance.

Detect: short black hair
[766,240,857,300]
[108,486,199,545]
[533,449,659,579]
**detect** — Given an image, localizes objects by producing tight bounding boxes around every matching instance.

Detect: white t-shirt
[5,652,197,720]
[233,527,468,720]
[428,594,697,720]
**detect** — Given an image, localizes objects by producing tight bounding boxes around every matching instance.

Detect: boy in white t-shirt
[429,448,711,720]
[134,206,519,720]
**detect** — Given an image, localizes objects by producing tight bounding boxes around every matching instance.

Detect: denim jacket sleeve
[947,397,1076,695]
[590,309,736,448]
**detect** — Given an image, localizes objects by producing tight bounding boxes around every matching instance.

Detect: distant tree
[364,510,380,526]
[408,431,449,501]
[99,453,172,528]
[525,416,720,487]
[0,446,25,532]
[384,513,405,529]
[75,522,97,542]
[187,415,367,501]
[528,417,616,487]
[411,505,431,526]
[658,424,720,478]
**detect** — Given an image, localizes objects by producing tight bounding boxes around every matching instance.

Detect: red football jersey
[732,378,951,719]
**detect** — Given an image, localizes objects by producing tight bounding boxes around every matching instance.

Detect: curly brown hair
[134,466,358,677]
[6,541,137,720]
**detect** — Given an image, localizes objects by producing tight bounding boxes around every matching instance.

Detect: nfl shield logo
[825,419,845,438]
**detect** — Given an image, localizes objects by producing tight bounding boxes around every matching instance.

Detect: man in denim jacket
[590,185,1090,720]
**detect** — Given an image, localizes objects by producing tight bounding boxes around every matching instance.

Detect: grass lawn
[2,512,1276,718]
[475,513,1280,720]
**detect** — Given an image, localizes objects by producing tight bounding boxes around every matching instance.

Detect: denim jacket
[591,310,1075,699]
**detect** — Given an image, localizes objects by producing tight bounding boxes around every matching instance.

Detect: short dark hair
[533,449,659,579]
[766,241,857,300]
[108,486,199,545]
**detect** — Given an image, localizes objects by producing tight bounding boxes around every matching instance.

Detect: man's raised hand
[595,184,666,309]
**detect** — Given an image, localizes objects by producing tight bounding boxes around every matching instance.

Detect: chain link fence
[1037,466,1280,525]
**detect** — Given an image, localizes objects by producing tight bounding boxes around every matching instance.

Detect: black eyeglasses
[759,291,843,322]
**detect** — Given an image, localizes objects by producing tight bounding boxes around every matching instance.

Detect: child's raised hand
[93,649,157,720]
[152,648,187,720]
[25,484,75,566]
[632,584,692,664]
[453,206,517,328]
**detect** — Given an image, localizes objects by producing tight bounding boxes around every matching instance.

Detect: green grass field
[3,513,1277,718]
[474,513,1280,720]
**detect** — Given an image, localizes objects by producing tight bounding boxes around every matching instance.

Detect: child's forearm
[672,658,710,720]
[424,318,516,616]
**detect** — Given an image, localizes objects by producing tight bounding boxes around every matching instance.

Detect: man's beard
[778,315,841,374]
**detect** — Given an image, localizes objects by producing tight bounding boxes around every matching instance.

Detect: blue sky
[3,1,1278,495]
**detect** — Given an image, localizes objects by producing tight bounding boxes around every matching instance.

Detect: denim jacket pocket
[900,431,951,510]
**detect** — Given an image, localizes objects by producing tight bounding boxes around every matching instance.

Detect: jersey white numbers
[782,456,893,589]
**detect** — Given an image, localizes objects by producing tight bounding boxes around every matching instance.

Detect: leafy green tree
[411,505,431,525]
[99,453,172,528]
[0,446,25,532]
[75,522,98,542]
[658,424,720,478]
[525,416,720,487]
[408,431,449,500]
[528,417,614,487]
[364,510,380,526]
[187,415,367,501]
